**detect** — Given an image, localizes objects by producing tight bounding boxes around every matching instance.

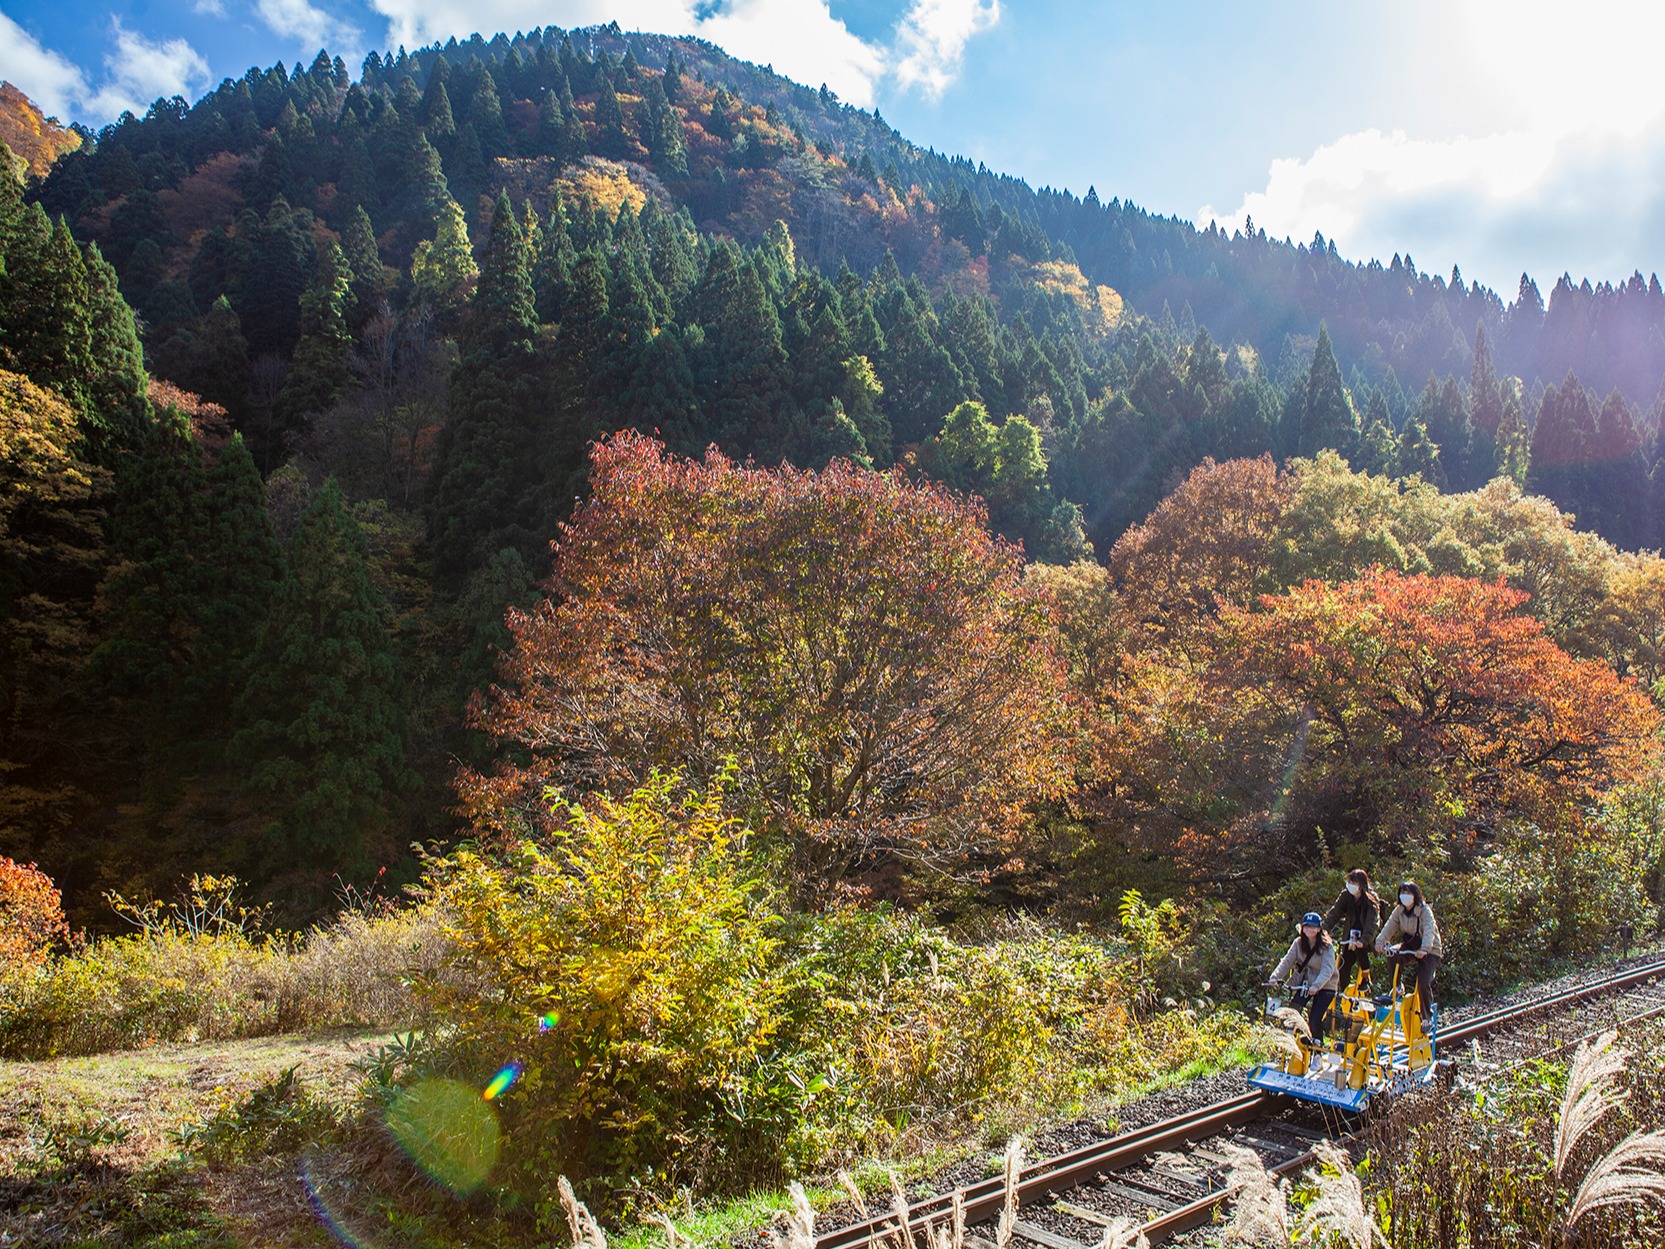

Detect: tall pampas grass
[1555,1029,1631,1179]
[1294,1141,1390,1249]
[1564,1129,1665,1232]
[1217,1143,1288,1246]
[889,1172,916,1249]
[1548,1030,1665,1240]
[837,1169,869,1219]
[558,1176,608,1249]
[771,1182,817,1249]
[995,1136,1024,1249]
[1265,1006,1312,1062]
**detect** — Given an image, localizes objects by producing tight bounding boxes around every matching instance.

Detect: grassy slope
[0,1028,392,1248]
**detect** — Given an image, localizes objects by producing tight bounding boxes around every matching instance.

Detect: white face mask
[1400,893,1416,908]
[1346,882,1360,897]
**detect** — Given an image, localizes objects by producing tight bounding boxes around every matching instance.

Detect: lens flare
[302,1154,376,1248]
[537,1010,559,1032]
[483,1062,522,1101]
[384,1077,501,1194]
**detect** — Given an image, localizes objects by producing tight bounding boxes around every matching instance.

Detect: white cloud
[367,0,698,53]
[1202,128,1555,252]
[0,9,90,119]
[891,0,998,99]
[256,0,361,49]
[1202,121,1665,295]
[366,0,996,108]
[1197,0,1665,294]
[700,0,884,107]
[83,19,211,120]
[193,0,227,15]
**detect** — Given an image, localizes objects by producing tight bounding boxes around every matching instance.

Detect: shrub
[0,856,68,979]
[418,771,789,1218]
[1369,1023,1665,1247]
[416,774,1259,1226]
[0,875,441,1058]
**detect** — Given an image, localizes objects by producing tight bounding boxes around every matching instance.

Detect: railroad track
[815,951,1665,1249]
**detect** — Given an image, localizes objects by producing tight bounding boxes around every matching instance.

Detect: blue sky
[5,0,1665,300]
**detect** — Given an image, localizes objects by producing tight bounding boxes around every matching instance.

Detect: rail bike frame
[1246,956,1438,1111]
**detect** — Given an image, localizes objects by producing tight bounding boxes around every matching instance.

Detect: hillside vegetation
[0,82,81,180]
[1,24,1665,1244]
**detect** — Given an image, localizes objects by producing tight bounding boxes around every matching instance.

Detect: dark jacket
[1323,888,1380,947]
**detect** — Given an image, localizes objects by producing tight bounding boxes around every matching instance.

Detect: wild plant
[771,1181,817,1249]
[1554,1029,1630,1178]
[889,1171,917,1249]
[1217,1143,1289,1246]
[1295,1141,1390,1249]
[1552,1030,1665,1241]
[995,1136,1024,1249]
[558,1175,609,1249]
[105,873,270,938]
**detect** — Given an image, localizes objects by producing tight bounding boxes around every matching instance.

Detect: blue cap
[1301,912,1324,927]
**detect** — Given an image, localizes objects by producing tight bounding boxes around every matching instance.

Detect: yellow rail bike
[1246,949,1440,1112]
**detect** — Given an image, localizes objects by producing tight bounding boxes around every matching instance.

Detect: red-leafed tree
[1108,454,1292,655]
[0,856,67,976]
[462,431,1072,883]
[1214,570,1661,856]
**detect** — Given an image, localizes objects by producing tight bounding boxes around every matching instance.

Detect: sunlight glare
[1458,0,1665,137]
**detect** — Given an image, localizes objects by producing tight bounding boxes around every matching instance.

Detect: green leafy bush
[418,771,788,1219]
[414,774,1258,1222]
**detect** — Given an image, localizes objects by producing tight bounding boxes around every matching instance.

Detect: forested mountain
[0,82,81,180]
[4,23,1665,918]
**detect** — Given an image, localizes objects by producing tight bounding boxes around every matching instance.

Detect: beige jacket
[1375,902,1444,958]
[1270,934,1340,993]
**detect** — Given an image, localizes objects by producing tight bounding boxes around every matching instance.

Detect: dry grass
[1295,1141,1390,1249]
[561,1174,611,1249]
[0,1028,390,1247]
[1217,1143,1290,1246]
[0,901,445,1059]
[1554,1029,1630,1178]
[771,1181,816,1249]
[995,1135,1023,1249]
[1565,1129,1665,1230]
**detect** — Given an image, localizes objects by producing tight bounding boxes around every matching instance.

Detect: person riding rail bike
[1266,911,1340,1042]
[1322,867,1381,991]
[1375,880,1444,1020]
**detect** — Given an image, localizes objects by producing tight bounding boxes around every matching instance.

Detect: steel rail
[812,1093,1276,1249]
[1137,951,1665,1243]
[813,952,1665,1249]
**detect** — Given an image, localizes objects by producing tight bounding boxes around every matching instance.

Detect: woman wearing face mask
[1267,911,1340,1042]
[1374,880,1444,1015]
[1323,868,1381,991]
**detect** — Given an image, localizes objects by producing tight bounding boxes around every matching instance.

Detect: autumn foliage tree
[1209,570,1661,865]
[0,856,67,979]
[463,432,1071,883]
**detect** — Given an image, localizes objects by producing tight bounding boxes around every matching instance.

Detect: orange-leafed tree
[463,431,1072,883]
[0,856,67,976]
[1215,569,1661,858]
[1109,454,1292,656]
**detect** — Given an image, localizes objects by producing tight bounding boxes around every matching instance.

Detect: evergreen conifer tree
[276,239,352,431]
[1397,409,1440,482]
[430,194,552,586]
[1285,325,1359,460]
[340,205,390,328]
[231,478,406,889]
[190,433,281,743]
[410,195,477,319]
